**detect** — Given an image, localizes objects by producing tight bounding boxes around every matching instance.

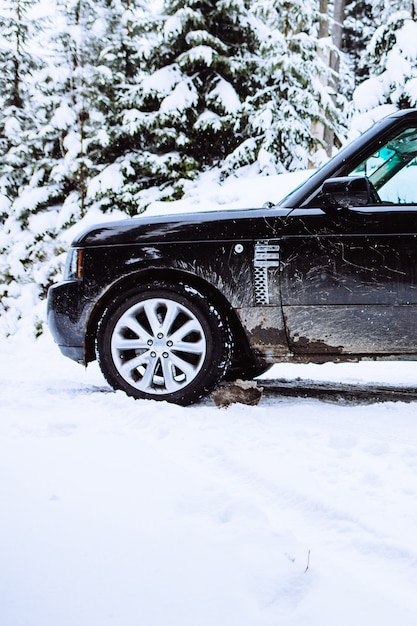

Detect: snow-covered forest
[4,5,417,624]
[1,0,417,337]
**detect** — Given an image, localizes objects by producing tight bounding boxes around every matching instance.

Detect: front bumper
[47,280,92,363]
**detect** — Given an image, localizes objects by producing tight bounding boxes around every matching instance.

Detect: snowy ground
[2,330,417,626]
[3,165,417,625]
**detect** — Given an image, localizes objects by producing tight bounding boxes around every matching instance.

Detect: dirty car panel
[280,208,417,354]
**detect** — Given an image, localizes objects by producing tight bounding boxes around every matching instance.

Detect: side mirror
[319,176,375,210]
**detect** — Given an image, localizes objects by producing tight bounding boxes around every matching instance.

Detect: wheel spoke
[112,337,149,351]
[140,358,159,391]
[172,338,206,355]
[160,357,183,392]
[119,353,148,377]
[143,300,163,336]
[159,300,180,336]
[168,352,201,378]
[123,313,153,342]
[169,319,201,343]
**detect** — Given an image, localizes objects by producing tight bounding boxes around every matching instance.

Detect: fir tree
[0,0,32,109]
[110,0,265,211]
[0,0,152,336]
[352,1,417,114]
[343,0,375,82]
[225,0,346,173]
[0,0,40,211]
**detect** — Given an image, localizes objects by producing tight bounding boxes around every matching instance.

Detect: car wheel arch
[83,267,254,367]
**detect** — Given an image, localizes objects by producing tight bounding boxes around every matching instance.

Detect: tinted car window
[348,127,417,204]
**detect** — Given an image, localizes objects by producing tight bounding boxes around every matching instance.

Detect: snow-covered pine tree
[0,0,50,336]
[6,0,151,227]
[82,0,159,215]
[0,0,152,336]
[0,0,30,109]
[223,0,346,174]
[39,0,134,220]
[343,0,375,83]
[0,0,38,220]
[112,0,265,211]
[352,1,417,116]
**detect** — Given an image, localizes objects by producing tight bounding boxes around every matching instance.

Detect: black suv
[48,109,417,404]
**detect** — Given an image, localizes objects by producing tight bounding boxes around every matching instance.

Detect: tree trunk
[312,0,346,159]
[330,0,346,86]
[11,0,24,108]
[311,0,331,160]
[318,0,328,39]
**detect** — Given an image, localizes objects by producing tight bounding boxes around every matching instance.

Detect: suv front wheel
[96,282,233,405]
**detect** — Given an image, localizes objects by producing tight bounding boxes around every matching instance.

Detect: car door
[280,204,417,355]
[279,127,417,357]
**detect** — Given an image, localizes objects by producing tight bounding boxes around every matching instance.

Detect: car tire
[96,282,233,405]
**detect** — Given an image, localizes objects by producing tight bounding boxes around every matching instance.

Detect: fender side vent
[254,241,280,305]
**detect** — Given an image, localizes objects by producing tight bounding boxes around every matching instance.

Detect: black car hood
[72,207,292,247]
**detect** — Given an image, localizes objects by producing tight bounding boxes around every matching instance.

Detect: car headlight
[64,247,84,280]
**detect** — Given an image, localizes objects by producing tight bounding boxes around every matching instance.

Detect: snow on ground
[3,167,417,625]
[2,334,417,626]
